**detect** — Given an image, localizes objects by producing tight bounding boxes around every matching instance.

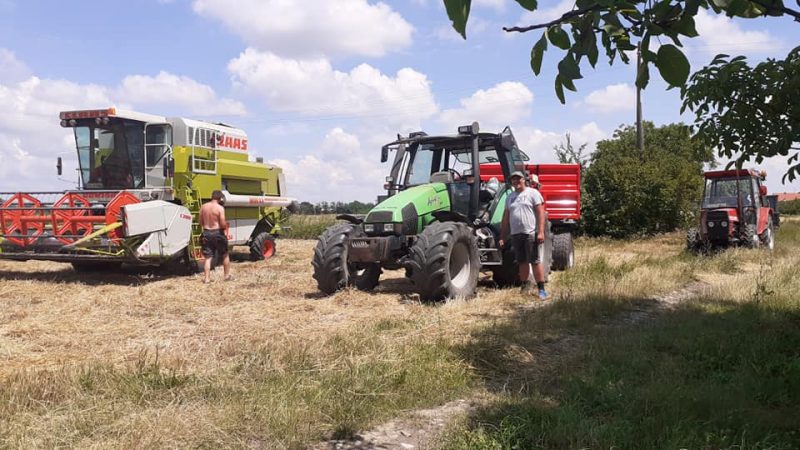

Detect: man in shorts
[499,171,549,299]
[199,190,232,283]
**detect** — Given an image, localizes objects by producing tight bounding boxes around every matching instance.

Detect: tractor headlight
[721,221,728,227]
[364,223,375,233]
[383,223,394,232]
[708,221,715,228]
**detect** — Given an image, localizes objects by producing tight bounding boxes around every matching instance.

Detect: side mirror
[56,157,63,176]
[381,146,389,163]
[163,156,175,178]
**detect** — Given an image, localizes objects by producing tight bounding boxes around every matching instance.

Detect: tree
[553,132,590,172]
[682,48,800,182]
[443,0,800,179]
[581,122,713,237]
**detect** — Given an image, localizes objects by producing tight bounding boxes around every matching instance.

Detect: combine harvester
[0,107,294,272]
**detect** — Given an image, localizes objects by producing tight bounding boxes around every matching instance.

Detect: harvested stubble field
[1,218,799,449]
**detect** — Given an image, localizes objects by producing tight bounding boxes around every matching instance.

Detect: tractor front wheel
[407,221,479,301]
[686,227,702,253]
[312,223,380,295]
[250,231,277,261]
[740,223,759,249]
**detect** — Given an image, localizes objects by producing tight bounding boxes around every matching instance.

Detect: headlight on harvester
[364,223,375,233]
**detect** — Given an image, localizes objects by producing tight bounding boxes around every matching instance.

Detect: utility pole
[636,41,645,159]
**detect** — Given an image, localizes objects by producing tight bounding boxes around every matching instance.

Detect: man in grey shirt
[499,171,549,299]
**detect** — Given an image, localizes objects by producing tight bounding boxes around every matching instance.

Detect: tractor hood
[363,183,451,234]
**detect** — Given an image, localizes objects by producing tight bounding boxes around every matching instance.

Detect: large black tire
[407,222,479,301]
[492,247,521,287]
[551,232,574,271]
[312,223,381,295]
[686,227,702,253]
[740,223,759,249]
[760,217,775,250]
[162,248,199,275]
[250,231,277,261]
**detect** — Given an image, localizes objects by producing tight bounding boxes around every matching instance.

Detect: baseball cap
[529,174,540,185]
[509,170,526,179]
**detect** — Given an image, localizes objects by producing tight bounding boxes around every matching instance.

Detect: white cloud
[269,127,385,202]
[514,122,608,164]
[192,0,413,58]
[0,48,30,84]
[580,83,635,113]
[0,77,114,191]
[228,49,438,130]
[516,0,573,26]
[438,81,533,132]
[117,71,246,116]
[434,16,491,41]
[693,9,779,56]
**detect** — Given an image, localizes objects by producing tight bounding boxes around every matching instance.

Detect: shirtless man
[199,190,232,283]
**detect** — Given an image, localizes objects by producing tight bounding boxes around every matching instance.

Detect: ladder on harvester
[183,186,204,261]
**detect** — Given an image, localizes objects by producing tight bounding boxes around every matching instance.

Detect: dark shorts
[511,233,542,265]
[201,229,229,258]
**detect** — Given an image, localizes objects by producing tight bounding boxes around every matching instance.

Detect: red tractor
[687,169,776,252]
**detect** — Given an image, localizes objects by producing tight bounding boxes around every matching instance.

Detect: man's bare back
[199,201,227,231]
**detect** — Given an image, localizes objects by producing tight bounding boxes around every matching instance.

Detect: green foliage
[779,199,800,215]
[283,214,337,239]
[442,1,800,102]
[553,133,589,172]
[682,48,800,182]
[581,122,713,238]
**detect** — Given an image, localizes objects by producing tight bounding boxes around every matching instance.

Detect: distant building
[775,192,800,202]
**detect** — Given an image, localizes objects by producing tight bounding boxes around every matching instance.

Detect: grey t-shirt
[506,187,544,235]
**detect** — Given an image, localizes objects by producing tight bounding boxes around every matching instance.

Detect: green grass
[440,220,800,449]
[282,214,338,239]
[0,319,473,449]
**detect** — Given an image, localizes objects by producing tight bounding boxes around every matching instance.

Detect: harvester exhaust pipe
[220,190,296,208]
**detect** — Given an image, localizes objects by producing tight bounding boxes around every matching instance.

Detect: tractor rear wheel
[740,223,759,248]
[551,232,574,271]
[250,231,277,261]
[407,221,479,301]
[312,223,380,294]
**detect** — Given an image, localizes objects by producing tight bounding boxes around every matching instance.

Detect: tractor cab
[688,169,775,251]
[380,123,525,223]
[60,108,173,191]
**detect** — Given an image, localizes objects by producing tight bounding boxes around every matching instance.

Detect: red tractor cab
[687,169,776,252]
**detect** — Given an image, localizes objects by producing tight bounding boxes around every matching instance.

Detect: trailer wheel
[407,221,479,301]
[250,232,277,261]
[551,232,574,271]
[312,223,380,295]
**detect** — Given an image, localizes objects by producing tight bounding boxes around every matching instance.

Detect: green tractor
[312,123,578,301]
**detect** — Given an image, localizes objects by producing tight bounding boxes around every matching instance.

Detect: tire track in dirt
[312,280,711,450]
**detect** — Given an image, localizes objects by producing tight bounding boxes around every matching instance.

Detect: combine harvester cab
[0,107,294,272]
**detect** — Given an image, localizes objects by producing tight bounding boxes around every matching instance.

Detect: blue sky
[0,0,798,202]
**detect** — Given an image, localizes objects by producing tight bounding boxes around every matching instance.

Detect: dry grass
[3,222,789,448]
